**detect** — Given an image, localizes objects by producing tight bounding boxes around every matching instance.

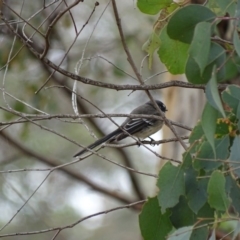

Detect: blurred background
[0,0,204,239]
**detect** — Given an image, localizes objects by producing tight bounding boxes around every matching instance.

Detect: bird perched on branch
[74,100,167,157]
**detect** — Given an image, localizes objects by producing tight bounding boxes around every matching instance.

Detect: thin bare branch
[0,106,193,131]
[0,200,146,238]
[0,131,136,205]
[0,9,228,93]
[0,171,52,232]
[40,0,84,59]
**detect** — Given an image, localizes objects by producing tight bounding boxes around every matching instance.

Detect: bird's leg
[137,138,142,147]
[148,137,156,146]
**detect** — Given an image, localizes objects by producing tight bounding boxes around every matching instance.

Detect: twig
[0,107,193,131]
[36,1,97,94]
[0,0,62,71]
[40,0,83,59]
[112,0,142,82]
[0,131,136,205]
[97,55,137,80]
[0,200,146,238]
[105,136,189,149]
[0,171,52,232]
[63,0,78,34]
[0,13,228,92]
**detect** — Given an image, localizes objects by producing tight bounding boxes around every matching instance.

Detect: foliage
[138,1,240,239]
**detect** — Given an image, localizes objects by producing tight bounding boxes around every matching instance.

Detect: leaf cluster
[138,0,240,239]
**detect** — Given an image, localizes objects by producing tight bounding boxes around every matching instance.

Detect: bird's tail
[73,128,122,157]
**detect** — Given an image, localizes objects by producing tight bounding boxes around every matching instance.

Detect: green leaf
[225,56,240,80]
[228,175,240,215]
[207,171,231,212]
[185,168,208,214]
[157,162,185,213]
[142,32,161,69]
[222,85,240,129]
[209,229,216,240]
[207,42,226,65]
[201,102,218,156]
[182,148,195,169]
[167,5,216,43]
[235,0,240,29]
[208,0,236,16]
[205,67,226,117]
[168,226,193,240]
[170,196,197,228]
[185,57,212,84]
[215,118,235,138]
[233,221,240,239]
[139,197,172,240]
[137,0,172,15]
[189,121,204,144]
[229,136,240,178]
[225,175,233,196]
[188,22,212,74]
[233,30,240,57]
[197,202,215,225]
[190,227,209,240]
[185,43,226,84]
[158,26,189,74]
[194,136,230,171]
[218,0,236,15]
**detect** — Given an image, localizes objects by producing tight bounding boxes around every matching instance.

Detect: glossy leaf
[139,197,172,240]
[207,171,231,212]
[157,162,185,213]
[167,5,215,43]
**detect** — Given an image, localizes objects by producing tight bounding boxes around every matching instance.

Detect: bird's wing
[125,118,155,130]
[114,117,156,141]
